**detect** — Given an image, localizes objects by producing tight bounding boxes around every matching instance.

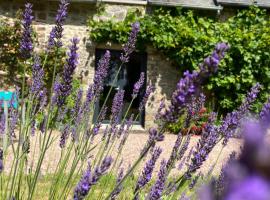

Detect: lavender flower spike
[161,43,229,123]
[48,0,69,49]
[20,3,34,59]
[111,90,125,126]
[71,89,83,118]
[73,163,92,200]
[93,50,111,99]
[222,83,261,145]
[60,124,70,148]
[148,159,168,200]
[120,22,140,63]
[135,147,162,199]
[74,157,112,200]
[54,38,79,107]
[260,98,270,129]
[31,55,45,95]
[200,42,230,74]
[132,72,145,98]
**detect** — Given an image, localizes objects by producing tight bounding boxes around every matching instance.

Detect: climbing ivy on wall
[88,7,270,114]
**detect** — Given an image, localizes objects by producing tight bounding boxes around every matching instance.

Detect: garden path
[4,131,242,177]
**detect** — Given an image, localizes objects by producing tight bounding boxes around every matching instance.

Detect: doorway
[94,49,147,127]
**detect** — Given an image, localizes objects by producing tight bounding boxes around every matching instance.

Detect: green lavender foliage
[89,6,270,114]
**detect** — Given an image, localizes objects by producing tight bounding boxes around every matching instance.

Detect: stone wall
[0,0,180,129]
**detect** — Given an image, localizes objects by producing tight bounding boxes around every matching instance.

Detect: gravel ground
[3,131,243,178]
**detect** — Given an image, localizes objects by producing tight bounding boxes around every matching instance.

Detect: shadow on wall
[147,49,180,101]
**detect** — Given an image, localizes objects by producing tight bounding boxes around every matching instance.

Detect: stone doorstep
[99,123,146,133]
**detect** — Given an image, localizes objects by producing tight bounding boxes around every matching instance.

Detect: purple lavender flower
[149,128,164,142]
[82,84,94,115]
[74,157,112,200]
[132,72,145,98]
[185,94,206,128]
[31,55,45,95]
[48,0,69,49]
[162,70,198,123]
[120,22,140,63]
[93,51,111,99]
[71,89,83,118]
[166,132,183,170]
[141,128,164,156]
[199,42,230,74]
[177,134,192,161]
[198,185,214,200]
[20,3,34,59]
[148,159,168,200]
[60,124,70,148]
[161,43,229,123]
[238,83,261,114]
[225,176,270,200]
[91,156,113,184]
[0,148,3,173]
[135,147,162,199]
[73,163,92,200]
[53,38,79,107]
[139,85,154,112]
[61,38,79,95]
[260,98,270,130]
[221,83,261,145]
[111,90,125,126]
[185,113,218,179]
[197,119,270,200]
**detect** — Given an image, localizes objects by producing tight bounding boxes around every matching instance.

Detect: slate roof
[216,0,270,8]
[148,0,221,10]
[49,0,270,9]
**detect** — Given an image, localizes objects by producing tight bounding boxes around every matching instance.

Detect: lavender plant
[198,120,270,200]
[0,2,269,200]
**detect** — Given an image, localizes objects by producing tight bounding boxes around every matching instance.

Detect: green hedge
[88,7,270,114]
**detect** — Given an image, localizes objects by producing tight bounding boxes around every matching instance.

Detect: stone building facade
[0,0,269,129]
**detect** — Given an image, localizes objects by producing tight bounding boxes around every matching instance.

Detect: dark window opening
[94,49,147,127]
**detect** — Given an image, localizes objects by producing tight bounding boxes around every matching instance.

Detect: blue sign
[0,91,18,108]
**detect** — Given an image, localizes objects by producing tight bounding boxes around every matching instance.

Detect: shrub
[0,11,66,92]
[0,2,269,200]
[0,11,23,83]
